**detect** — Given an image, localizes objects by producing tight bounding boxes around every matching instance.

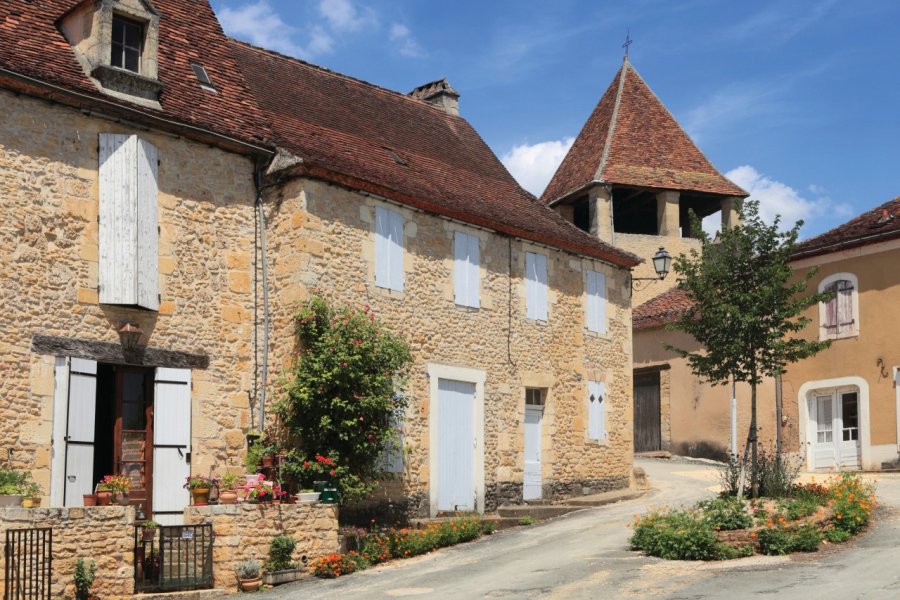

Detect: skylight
[190,63,215,92]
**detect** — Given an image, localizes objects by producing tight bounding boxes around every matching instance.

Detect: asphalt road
[256,458,900,599]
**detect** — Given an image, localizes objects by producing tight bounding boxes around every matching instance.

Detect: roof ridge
[595,59,628,182]
[228,37,462,118]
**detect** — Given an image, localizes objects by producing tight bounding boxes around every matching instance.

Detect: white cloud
[501,137,575,197]
[704,165,851,236]
[217,1,316,58]
[389,23,424,58]
[318,0,375,33]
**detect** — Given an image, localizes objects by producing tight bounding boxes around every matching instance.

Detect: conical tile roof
[541,59,747,204]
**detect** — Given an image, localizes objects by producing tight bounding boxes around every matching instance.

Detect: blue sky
[213,0,900,238]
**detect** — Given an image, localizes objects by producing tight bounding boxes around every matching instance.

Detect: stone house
[2,0,647,547]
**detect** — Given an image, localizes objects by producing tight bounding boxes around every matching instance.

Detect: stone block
[228,271,251,293]
[76,287,98,304]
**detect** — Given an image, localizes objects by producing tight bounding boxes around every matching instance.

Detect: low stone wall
[0,506,135,599]
[184,502,339,591]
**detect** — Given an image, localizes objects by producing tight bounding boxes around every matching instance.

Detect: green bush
[718,451,800,499]
[698,496,752,531]
[824,527,851,543]
[266,535,297,571]
[828,471,876,534]
[757,527,793,555]
[518,515,536,526]
[0,469,30,495]
[715,544,754,560]
[781,497,820,521]
[789,524,822,552]
[630,509,723,561]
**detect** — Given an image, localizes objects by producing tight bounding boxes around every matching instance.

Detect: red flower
[330,469,336,476]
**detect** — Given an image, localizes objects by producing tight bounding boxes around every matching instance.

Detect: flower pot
[20,498,34,508]
[96,491,113,506]
[261,456,274,469]
[191,488,211,506]
[83,494,97,507]
[115,493,130,506]
[30,496,42,508]
[298,492,320,503]
[142,528,157,542]
[262,568,303,586]
[238,576,261,592]
[219,490,238,505]
[0,495,24,507]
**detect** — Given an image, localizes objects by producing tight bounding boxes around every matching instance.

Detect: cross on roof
[622,30,633,58]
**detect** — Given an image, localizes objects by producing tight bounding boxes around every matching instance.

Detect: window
[98,133,159,310]
[525,388,546,407]
[378,407,405,473]
[375,206,404,292]
[586,269,607,334]
[111,15,143,73]
[525,251,548,321]
[454,231,480,307]
[588,381,606,441]
[818,273,859,340]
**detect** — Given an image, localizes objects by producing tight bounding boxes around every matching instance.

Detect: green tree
[665,200,830,496]
[275,296,412,503]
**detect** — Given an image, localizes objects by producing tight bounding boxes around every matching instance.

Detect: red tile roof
[793,197,900,260]
[541,59,747,204]
[229,40,641,268]
[0,0,271,154]
[633,288,694,330]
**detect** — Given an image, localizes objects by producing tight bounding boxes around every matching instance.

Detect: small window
[190,63,215,90]
[525,251,548,321]
[818,273,859,340]
[525,388,545,407]
[111,15,143,73]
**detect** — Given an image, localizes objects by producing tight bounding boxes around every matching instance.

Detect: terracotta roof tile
[542,59,746,204]
[229,40,641,268]
[793,196,900,260]
[0,0,271,153]
[633,287,693,330]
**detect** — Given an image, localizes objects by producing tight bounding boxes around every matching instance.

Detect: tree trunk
[750,379,759,498]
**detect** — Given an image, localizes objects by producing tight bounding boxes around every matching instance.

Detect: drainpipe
[731,375,737,456]
[253,162,273,431]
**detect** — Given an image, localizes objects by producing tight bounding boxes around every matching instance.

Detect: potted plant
[95,481,113,506]
[100,475,131,505]
[74,557,97,600]
[298,489,320,503]
[235,554,261,592]
[219,472,239,505]
[262,535,302,586]
[244,441,265,474]
[142,520,159,541]
[184,474,218,506]
[0,469,29,507]
[83,492,97,507]
[247,482,274,504]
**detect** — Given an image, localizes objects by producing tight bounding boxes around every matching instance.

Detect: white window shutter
[153,368,192,520]
[99,133,159,310]
[525,252,537,319]
[375,206,391,289]
[588,380,606,441]
[586,270,607,334]
[467,233,480,308]
[63,358,98,507]
[136,138,159,310]
[535,253,548,320]
[454,231,468,305]
[390,209,405,292]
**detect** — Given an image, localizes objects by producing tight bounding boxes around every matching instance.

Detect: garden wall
[0,506,135,599]
[184,502,339,590]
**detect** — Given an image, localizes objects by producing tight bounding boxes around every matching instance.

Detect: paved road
[258,459,900,599]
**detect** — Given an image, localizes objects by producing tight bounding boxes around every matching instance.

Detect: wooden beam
[31,334,209,369]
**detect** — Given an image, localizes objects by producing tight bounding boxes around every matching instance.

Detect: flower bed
[311,517,496,578]
[630,472,876,561]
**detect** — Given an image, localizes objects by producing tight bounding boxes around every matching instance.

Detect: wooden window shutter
[586,270,607,333]
[588,380,607,441]
[836,280,854,330]
[389,209,404,292]
[454,232,480,308]
[467,233,480,308]
[98,133,159,310]
[375,206,391,289]
[534,253,548,321]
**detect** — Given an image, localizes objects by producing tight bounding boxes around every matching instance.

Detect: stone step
[134,589,226,600]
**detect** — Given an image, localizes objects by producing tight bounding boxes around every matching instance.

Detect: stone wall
[263,177,636,516]
[184,503,339,590]
[0,506,135,599]
[0,89,260,495]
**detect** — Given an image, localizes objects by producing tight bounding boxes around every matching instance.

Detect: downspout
[254,162,272,431]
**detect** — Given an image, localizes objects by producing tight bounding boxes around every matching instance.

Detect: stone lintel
[31,334,209,369]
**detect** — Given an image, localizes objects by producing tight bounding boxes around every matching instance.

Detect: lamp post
[630,247,671,293]
[117,322,143,351]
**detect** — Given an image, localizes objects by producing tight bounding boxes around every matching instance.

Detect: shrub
[824,526,851,543]
[266,535,297,571]
[757,527,793,555]
[0,469,32,495]
[789,524,822,552]
[74,558,96,600]
[698,496,752,531]
[235,554,260,580]
[755,452,801,498]
[518,515,536,526]
[715,544,754,560]
[718,454,742,497]
[630,509,722,561]
[828,471,876,534]
[791,481,830,504]
[781,497,820,521]
[311,552,358,578]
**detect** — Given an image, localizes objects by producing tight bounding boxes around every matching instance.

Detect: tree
[665,200,830,496]
[275,296,412,503]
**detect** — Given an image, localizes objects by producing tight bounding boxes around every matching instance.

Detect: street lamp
[117,322,143,351]
[630,247,671,293]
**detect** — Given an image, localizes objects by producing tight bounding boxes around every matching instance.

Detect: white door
[523,406,543,500]
[808,390,860,470]
[436,379,475,512]
[152,368,192,525]
[63,358,98,506]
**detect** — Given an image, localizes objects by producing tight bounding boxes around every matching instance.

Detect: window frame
[818,272,859,341]
[110,14,144,74]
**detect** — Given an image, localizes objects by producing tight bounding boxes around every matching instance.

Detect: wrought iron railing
[4,528,52,600]
[133,524,213,593]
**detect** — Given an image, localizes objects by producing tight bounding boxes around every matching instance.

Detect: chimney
[409,78,460,115]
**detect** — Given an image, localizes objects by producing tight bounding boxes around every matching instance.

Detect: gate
[134,524,213,593]
[634,371,662,453]
[4,528,52,600]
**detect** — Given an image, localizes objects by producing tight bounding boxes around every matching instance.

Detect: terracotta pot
[30,496,42,508]
[20,498,34,508]
[191,488,211,506]
[238,576,261,592]
[83,494,97,507]
[261,456,274,469]
[219,490,238,505]
[96,491,113,506]
[142,528,157,541]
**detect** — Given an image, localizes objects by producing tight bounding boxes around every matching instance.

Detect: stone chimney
[409,78,460,115]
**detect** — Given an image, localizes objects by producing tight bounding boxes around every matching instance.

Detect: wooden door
[115,367,153,514]
[633,372,661,453]
[436,379,475,512]
[152,368,192,525]
[523,407,543,500]
[63,358,98,506]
